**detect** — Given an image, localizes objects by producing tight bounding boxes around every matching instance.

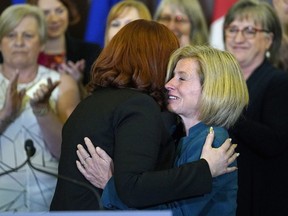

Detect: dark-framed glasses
[225,26,270,39]
[157,15,189,25]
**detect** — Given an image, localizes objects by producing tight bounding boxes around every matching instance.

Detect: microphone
[0,140,35,177]
[25,139,36,157]
[24,139,104,210]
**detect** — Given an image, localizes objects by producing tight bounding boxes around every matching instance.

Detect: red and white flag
[209,0,238,50]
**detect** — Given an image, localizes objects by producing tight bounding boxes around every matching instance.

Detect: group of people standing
[0,0,288,216]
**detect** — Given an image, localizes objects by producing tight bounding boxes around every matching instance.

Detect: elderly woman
[223,1,288,215]
[154,0,208,47]
[0,4,80,212]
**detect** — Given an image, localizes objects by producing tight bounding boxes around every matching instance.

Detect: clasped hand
[76,137,114,189]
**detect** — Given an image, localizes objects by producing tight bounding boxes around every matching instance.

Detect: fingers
[67,59,85,70]
[96,146,111,162]
[82,137,111,167]
[227,152,239,166]
[76,160,87,175]
[77,144,90,160]
[48,78,60,92]
[202,127,215,150]
[84,137,97,156]
[226,143,237,158]
[226,166,238,174]
[77,142,97,169]
[78,59,86,71]
[8,71,19,97]
[10,71,19,88]
[219,138,233,152]
[76,148,85,163]
[60,61,84,82]
[30,79,60,103]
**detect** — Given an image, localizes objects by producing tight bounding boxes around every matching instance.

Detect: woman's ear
[265,32,274,50]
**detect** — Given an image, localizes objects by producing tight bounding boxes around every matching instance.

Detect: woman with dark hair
[27,0,102,95]
[51,19,238,211]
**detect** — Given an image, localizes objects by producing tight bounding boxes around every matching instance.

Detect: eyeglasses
[157,15,189,25]
[225,26,270,39]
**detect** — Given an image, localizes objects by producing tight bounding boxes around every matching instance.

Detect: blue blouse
[102,122,237,216]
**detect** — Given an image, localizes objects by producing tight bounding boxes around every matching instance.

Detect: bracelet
[32,106,49,117]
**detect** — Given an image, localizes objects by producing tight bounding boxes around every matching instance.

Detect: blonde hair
[0,4,47,44]
[166,45,249,128]
[104,0,152,46]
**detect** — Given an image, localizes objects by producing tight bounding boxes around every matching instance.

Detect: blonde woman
[104,0,152,46]
[76,45,248,215]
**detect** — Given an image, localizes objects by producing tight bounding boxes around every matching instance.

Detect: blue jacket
[102,122,237,216]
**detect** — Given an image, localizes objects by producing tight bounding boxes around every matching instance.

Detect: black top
[229,59,288,216]
[50,88,212,210]
[65,35,102,85]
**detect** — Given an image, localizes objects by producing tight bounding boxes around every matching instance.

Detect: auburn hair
[88,19,179,108]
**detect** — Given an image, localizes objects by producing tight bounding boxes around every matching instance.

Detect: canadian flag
[209,0,238,50]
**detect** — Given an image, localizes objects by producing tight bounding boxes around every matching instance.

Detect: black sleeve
[65,35,102,85]
[50,92,212,210]
[230,72,288,158]
[112,95,212,208]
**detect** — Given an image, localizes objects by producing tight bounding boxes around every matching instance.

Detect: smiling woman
[154,0,208,47]
[74,45,248,216]
[104,0,152,46]
[27,0,102,93]
[223,1,288,215]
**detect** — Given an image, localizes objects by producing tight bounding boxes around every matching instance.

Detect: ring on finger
[84,155,91,161]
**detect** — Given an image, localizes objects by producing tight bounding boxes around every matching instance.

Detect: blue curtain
[85,0,121,47]
[12,0,25,4]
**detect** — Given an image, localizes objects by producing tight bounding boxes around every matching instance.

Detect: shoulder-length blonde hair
[88,19,179,109]
[104,0,152,46]
[166,45,249,128]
